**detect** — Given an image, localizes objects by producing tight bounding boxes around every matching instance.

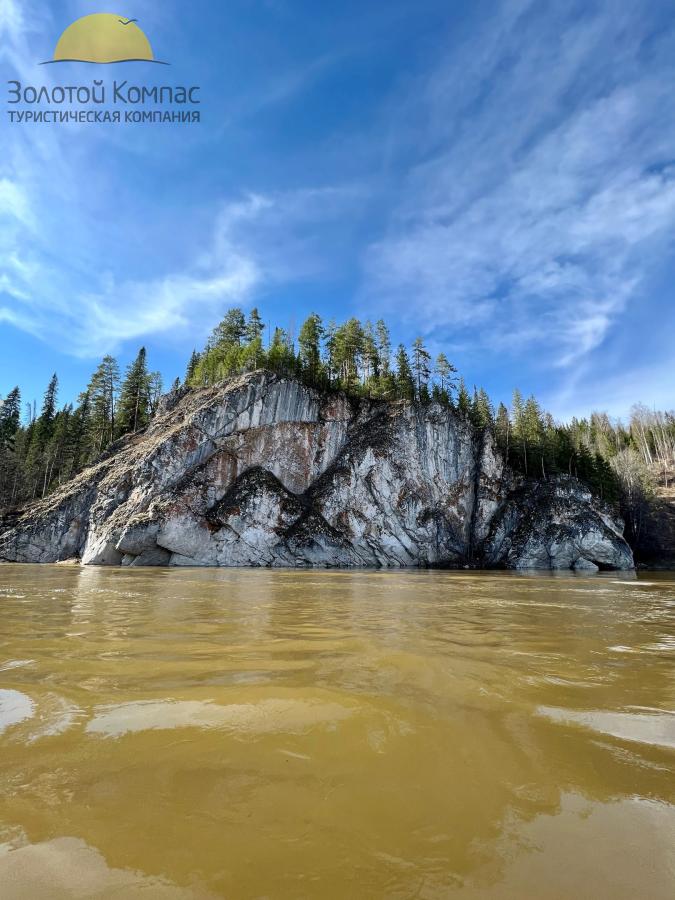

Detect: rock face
[0,372,634,570]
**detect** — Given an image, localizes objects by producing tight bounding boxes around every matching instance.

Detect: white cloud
[547,357,675,422]
[0,0,366,358]
[362,1,675,367]
[1,165,362,355]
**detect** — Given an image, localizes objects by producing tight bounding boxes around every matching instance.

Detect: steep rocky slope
[636,472,675,569]
[0,372,633,570]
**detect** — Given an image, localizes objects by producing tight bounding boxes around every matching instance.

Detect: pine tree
[434,354,457,397]
[209,308,246,349]
[411,338,432,398]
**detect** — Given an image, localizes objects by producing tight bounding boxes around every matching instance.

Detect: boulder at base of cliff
[482,480,634,571]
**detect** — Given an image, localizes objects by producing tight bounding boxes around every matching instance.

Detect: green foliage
[209,307,246,348]
[88,356,120,452]
[2,349,158,508]
[117,347,151,436]
[0,387,21,450]
[456,379,471,417]
[395,345,415,401]
[185,349,200,383]
[411,337,431,397]
[471,388,494,429]
[245,307,265,344]
[4,303,671,521]
[298,313,324,384]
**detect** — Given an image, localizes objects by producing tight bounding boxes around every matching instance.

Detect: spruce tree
[185,349,200,383]
[27,374,58,463]
[362,321,380,387]
[456,378,471,417]
[298,313,324,383]
[335,319,364,390]
[495,402,510,461]
[0,387,21,449]
[245,307,265,343]
[67,391,92,477]
[323,319,338,384]
[24,374,59,498]
[472,388,494,428]
[267,327,295,374]
[42,406,72,494]
[0,387,22,507]
[394,345,415,400]
[375,320,391,375]
[36,374,58,444]
[88,356,121,451]
[117,347,151,436]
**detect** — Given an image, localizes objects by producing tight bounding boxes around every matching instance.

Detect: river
[0,565,674,898]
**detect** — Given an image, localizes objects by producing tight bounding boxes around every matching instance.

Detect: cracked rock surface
[0,372,634,570]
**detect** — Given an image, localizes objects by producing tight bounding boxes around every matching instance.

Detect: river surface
[0,565,674,899]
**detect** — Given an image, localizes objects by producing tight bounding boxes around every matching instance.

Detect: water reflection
[0,565,673,898]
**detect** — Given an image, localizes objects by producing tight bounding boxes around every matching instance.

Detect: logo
[41,13,167,65]
[7,11,202,127]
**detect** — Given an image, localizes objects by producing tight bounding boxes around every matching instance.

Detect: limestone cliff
[0,372,634,570]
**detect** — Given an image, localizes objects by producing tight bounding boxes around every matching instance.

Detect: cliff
[0,372,634,570]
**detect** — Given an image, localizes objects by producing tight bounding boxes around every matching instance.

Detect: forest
[1,306,673,554]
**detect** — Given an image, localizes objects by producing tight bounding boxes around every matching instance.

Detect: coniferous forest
[1,307,674,558]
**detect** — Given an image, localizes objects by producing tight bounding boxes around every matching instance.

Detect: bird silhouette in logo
[42,13,168,64]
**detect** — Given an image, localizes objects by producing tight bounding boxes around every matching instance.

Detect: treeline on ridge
[1,307,674,554]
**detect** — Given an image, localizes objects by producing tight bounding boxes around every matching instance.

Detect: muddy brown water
[0,565,674,898]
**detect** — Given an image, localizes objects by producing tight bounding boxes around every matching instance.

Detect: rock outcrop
[0,372,634,570]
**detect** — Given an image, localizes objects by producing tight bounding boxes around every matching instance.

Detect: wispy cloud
[362,0,675,368]
[2,161,362,355]
[0,0,365,357]
[3,0,674,418]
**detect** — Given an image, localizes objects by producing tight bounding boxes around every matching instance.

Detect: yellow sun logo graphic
[42,13,167,65]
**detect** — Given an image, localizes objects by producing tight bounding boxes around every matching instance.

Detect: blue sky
[1,0,674,420]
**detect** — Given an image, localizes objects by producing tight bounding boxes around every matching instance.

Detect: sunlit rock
[0,372,634,571]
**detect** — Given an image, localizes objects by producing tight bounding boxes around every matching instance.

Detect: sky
[1,0,674,421]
